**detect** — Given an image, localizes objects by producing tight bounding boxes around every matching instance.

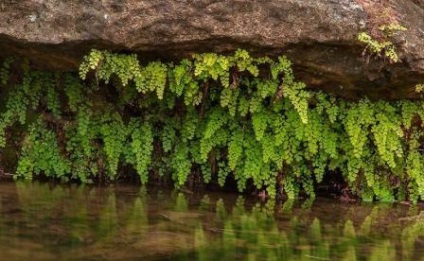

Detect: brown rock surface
[0,0,423,99]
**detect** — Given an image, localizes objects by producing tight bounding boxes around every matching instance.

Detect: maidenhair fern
[1,49,424,203]
[357,23,407,63]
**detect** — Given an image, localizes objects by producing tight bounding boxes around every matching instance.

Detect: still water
[1,181,424,260]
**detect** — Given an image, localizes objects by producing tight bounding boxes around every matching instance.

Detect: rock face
[0,0,423,99]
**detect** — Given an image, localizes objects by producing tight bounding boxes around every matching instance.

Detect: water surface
[0,182,424,260]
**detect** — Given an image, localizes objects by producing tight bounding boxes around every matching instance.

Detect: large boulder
[0,0,423,99]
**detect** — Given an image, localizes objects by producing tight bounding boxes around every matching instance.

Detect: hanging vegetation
[1,49,424,203]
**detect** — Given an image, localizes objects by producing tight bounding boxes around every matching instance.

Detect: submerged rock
[0,0,423,99]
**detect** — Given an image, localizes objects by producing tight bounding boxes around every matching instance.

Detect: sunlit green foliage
[357,24,407,63]
[1,50,424,202]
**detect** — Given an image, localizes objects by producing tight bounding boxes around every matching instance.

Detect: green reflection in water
[0,182,422,260]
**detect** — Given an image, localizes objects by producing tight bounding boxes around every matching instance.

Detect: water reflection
[0,182,423,260]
